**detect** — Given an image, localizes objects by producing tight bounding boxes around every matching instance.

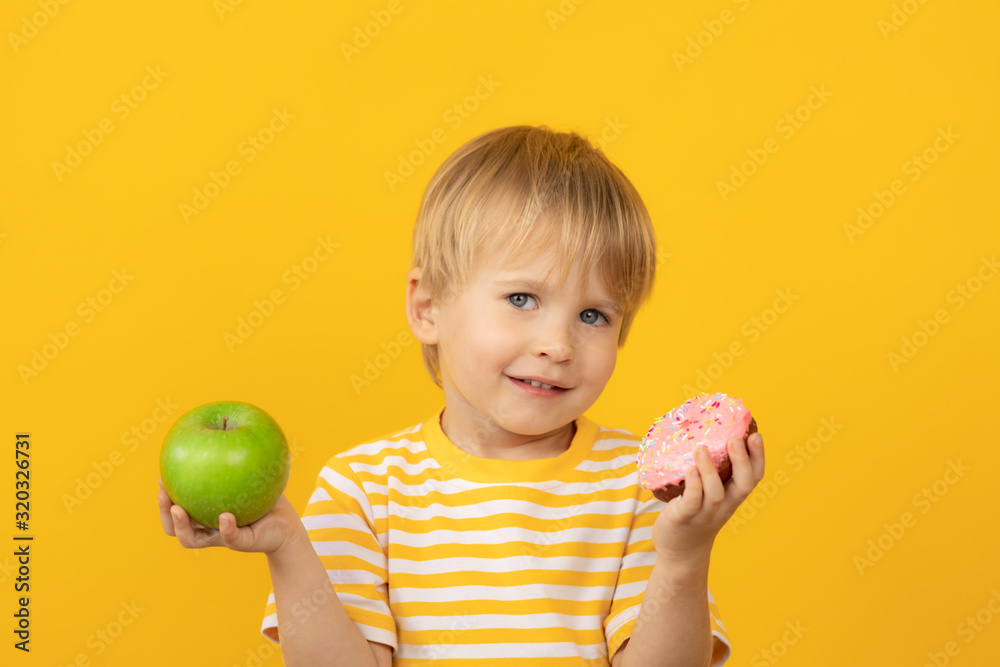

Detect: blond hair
[410,125,657,386]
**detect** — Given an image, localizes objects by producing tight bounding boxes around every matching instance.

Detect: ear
[405,267,439,345]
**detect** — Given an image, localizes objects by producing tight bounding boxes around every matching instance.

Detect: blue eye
[580,309,608,325]
[508,294,536,309]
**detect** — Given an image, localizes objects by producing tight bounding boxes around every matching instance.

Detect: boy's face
[428,237,623,450]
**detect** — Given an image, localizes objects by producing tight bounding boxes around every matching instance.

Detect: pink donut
[638,393,756,501]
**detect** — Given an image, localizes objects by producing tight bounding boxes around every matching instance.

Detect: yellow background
[2,0,998,664]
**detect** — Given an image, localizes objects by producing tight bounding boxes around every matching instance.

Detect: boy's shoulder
[589,420,644,449]
[331,419,429,463]
[581,420,646,476]
[310,418,435,490]
[592,422,642,440]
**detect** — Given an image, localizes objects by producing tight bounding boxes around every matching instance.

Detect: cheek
[598,352,617,381]
[475,329,522,364]
[587,339,619,381]
[474,312,524,346]
[445,315,518,362]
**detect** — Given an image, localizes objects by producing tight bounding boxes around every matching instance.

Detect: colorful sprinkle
[637,392,753,492]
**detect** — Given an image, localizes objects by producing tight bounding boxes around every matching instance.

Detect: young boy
[158,125,766,666]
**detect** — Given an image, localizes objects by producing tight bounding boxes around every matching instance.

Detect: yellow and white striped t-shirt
[261,408,731,665]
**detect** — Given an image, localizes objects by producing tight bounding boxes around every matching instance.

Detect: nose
[533,318,574,363]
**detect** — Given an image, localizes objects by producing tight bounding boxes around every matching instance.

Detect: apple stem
[223,416,228,431]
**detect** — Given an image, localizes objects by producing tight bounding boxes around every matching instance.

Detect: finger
[171,505,220,549]
[696,447,725,504]
[727,435,756,495]
[170,505,196,547]
[158,488,177,537]
[676,464,703,517]
[218,513,248,551]
[747,432,765,481]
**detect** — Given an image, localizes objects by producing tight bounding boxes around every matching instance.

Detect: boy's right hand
[158,478,303,555]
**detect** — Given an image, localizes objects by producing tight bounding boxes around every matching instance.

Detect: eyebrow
[492,279,622,315]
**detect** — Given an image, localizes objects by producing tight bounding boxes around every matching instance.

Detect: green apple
[159,401,289,528]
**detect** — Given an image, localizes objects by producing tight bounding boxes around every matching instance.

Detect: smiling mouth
[513,377,564,390]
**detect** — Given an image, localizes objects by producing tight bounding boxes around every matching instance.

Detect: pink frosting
[638,393,752,491]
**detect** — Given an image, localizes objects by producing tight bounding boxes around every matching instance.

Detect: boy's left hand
[651,430,765,562]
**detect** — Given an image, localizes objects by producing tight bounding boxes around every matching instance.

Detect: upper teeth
[526,379,554,389]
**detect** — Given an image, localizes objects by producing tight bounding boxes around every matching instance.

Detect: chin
[512,413,577,437]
